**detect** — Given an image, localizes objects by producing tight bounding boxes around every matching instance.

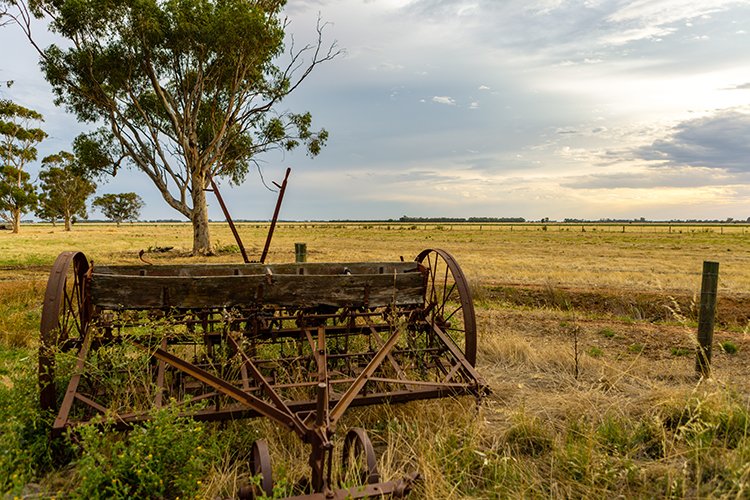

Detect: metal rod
[225,335,304,435]
[53,328,93,433]
[696,260,719,377]
[209,177,250,263]
[134,342,305,437]
[260,167,291,264]
[330,329,401,424]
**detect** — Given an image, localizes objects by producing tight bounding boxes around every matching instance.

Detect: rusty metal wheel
[250,439,274,497]
[415,248,477,366]
[39,251,90,412]
[342,427,380,485]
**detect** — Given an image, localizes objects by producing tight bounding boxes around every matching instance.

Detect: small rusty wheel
[415,249,477,366]
[342,427,380,485]
[39,251,91,412]
[250,439,274,497]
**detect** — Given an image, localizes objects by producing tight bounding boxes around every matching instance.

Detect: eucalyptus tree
[6,0,337,253]
[37,151,96,230]
[93,193,144,226]
[0,99,46,233]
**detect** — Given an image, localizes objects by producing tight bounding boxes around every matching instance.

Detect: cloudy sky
[1,0,749,221]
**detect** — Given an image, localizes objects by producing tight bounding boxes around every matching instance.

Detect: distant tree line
[396,216,526,223]
[564,218,750,224]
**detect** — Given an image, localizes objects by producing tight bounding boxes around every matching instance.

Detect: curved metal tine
[250,439,274,497]
[342,428,380,485]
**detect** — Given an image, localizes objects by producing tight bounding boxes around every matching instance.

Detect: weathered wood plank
[91,272,426,309]
[94,261,419,277]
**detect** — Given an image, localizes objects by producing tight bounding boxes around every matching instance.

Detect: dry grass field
[1,222,749,498]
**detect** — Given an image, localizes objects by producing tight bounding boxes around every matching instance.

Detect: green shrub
[670,347,692,357]
[588,347,604,358]
[0,348,63,496]
[628,343,644,354]
[504,416,553,457]
[598,328,616,339]
[720,341,738,355]
[73,407,210,499]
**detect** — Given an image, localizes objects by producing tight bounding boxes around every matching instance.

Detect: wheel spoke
[442,304,462,324]
[64,286,82,337]
[438,282,457,318]
[441,262,449,308]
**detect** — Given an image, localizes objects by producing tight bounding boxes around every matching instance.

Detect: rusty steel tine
[329,329,401,425]
[134,342,307,438]
[251,439,274,497]
[226,335,301,427]
[342,428,380,485]
[260,167,291,264]
[155,336,167,408]
[53,327,93,432]
[209,177,250,263]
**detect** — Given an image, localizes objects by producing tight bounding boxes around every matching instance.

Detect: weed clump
[73,408,210,499]
[503,416,554,457]
[0,350,61,495]
[598,327,615,338]
[720,341,738,354]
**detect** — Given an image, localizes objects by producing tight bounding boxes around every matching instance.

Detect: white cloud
[432,96,456,105]
[469,101,479,109]
[370,62,405,72]
[478,85,491,90]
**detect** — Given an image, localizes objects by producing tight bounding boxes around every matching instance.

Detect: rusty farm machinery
[38,176,487,498]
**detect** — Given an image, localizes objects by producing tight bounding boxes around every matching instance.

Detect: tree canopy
[37,151,96,230]
[6,0,337,253]
[0,99,46,232]
[93,192,144,225]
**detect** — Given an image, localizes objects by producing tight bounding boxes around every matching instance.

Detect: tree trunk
[11,208,20,233]
[191,172,212,255]
[64,214,71,231]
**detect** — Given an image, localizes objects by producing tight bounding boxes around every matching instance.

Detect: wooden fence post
[696,261,719,377]
[295,242,307,263]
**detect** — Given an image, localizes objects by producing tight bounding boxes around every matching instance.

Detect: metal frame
[39,248,487,498]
